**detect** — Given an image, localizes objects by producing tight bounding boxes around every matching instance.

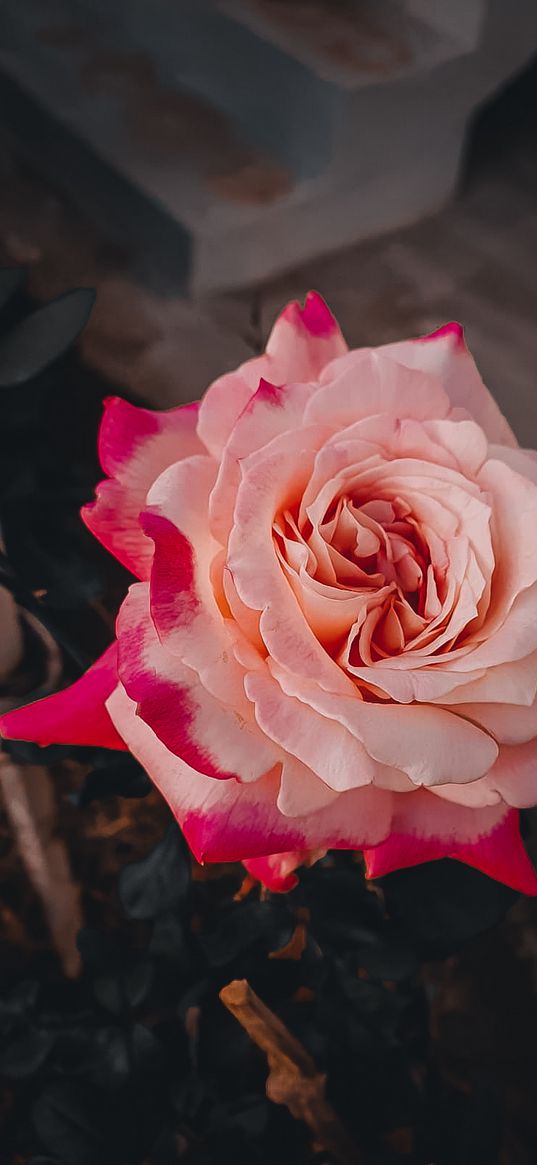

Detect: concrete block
[0,0,536,292]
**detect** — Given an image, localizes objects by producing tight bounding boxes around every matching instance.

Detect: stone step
[67,0,479,178]
[0,0,536,293]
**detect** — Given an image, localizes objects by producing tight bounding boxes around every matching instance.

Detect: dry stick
[220,978,361,1165]
[0,753,82,978]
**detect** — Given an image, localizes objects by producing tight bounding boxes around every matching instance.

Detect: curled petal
[210,378,316,546]
[228,424,351,696]
[486,739,537,808]
[117,583,277,783]
[143,455,251,706]
[82,397,203,578]
[454,699,537,745]
[106,685,393,861]
[307,349,450,427]
[269,663,499,789]
[0,643,125,750]
[244,666,376,792]
[375,322,518,448]
[243,851,322,892]
[197,292,347,457]
[364,790,537,894]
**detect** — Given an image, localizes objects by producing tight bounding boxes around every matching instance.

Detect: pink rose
[3,293,537,894]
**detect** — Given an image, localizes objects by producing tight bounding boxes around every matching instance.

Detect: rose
[3,293,537,894]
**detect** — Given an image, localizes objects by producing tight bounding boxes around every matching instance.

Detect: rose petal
[197,292,347,457]
[242,852,314,892]
[364,790,537,893]
[374,322,518,448]
[82,397,203,578]
[117,583,277,783]
[490,443,537,485]
[453,699,537,745]
[269,662,499,787]
[0,643,125,750]
[476,458,537,609]
[277,754,339,816]
[228,424,352,696]
[245,666,376,792]
[307,349,450,427]
[486,739,537,808]
[143,455,253,708]
[437,651,537,707]
[106,684,393,861]
[209,378,316,545]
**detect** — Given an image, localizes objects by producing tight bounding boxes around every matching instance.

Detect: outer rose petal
[364,789,537,894]
[197,292,347,457]
[117,583,277,783]
[490,443,537,485]
[143,456,247,702]
[307,349,451,427]
[209,378,317,546]
[268,662,499,790]
[243,852,319,892]
[265,292,348,377]
[379,322,518,448]
[0,643,125,750]
[244,666,376,792]
[486,740,537,808]
[453,700,537,745]
[106,684,393,860]
[82,397,204,579]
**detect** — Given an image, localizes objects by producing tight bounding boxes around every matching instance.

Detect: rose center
[273,490,446,668]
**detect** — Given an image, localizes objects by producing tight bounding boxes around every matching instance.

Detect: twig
[0,752,82,977]
[220,978,361,1165]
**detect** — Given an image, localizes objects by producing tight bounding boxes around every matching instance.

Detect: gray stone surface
[0,0,536,291]
[0,40,536,444]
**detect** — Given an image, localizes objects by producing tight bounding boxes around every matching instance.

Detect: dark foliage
[0,825,520,1165]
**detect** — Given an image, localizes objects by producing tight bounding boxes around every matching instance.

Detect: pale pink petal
[269,662,499,787]
[477,458,537,603]
[197,292,347,457]
[489,444,537,485]
[266,292,347,376]
[209,378,316,546]
[82,397,203,578]
[374,323,517,448]
[277,754,339,816]
[453,699,537,745]
[106,684,393,861]
[361,582,537,704]
[227,425,352,696]
[117,583,277,783]
[223,566,264,655]
[306,349,450,427]
[364,790,537,894]
[143,456,252,708]
[0,643,125,750]
[422,418,489,476]
[347,662,489,704]
[486,740,537,808]
[437,651,537,707]
[428,779,501,808]
[452,581,537,674]
[244,666,376,792]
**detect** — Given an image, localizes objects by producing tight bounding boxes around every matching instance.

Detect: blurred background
[1,4,537,1164]
[0,1,536,432]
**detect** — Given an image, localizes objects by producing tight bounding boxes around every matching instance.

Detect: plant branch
[220,978,361,1165]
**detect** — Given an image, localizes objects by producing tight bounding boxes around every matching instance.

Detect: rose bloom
[3,293,537,893]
